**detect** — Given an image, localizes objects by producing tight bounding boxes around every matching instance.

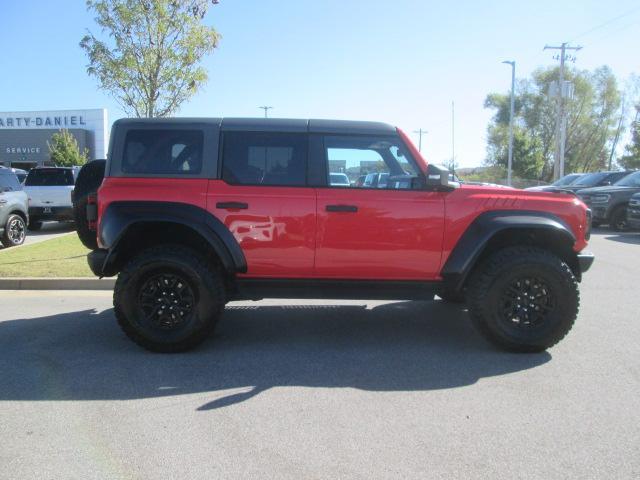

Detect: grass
[0,234,92,277]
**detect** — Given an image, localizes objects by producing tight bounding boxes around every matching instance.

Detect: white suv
[24,167,78,230]
[0,167,28,247]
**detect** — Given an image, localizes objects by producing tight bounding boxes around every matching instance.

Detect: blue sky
[1,0,639,167]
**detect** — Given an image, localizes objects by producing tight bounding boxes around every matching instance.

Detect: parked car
[24,167,78,230]
[11,168,28,184]
[577,170,640,230]
[525,173,585,192]
[329,172,350,187]
[563,170,633,193]
[627,193,640,230]
[0,167,28,247]
[73,117,593,354]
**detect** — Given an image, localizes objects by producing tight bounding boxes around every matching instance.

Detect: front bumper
[577,252,595,274]
[29,206,74,222]
[628,204,640,229]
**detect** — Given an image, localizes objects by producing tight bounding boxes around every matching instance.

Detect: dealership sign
[0,116,87,128]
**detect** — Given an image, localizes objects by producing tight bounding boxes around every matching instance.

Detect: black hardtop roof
[113,117,397,135]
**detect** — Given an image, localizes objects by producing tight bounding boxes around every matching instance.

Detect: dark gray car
[627,193,640,230]
[0,167,29,247]
[577,170,640,230]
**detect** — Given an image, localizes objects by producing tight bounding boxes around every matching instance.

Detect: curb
[0,277,115,290]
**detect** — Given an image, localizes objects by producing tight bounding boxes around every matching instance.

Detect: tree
[620,106,640,169]
[80,0,220,118]
[484,66,622,181]
[48,130,89,166]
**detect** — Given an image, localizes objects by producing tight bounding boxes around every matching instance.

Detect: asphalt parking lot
[0,229,639,479]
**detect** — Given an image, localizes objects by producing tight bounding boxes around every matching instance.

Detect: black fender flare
[441,210,576,291]
[98,201,247,276]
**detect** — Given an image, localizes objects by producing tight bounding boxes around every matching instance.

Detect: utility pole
[413,128,428,152]
[259,106,273,118]
[609,96,626,170]
[544,42,582,180]
[502,60,516,186]
[451,101,455,174]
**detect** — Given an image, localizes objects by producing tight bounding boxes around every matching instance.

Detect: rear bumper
[29,206,73,222]
[577,252,595,274]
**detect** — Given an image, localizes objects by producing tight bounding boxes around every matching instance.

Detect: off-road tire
[113,245,226,353]
[437,287,466,304]
[609,205,628,232]
[27,221,42,231]
[73,159,106,250]
[466,246,579,353]
[1,214,26,248]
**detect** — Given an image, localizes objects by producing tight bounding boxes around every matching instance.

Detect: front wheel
[113,245,226,353]
[609,205,628,232]
[466,246,579,353]
[1,214,26,248]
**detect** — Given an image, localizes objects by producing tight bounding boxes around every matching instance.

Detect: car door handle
[326,204,358,213]
[216,201,248,210]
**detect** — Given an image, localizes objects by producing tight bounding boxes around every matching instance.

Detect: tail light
[87,193,98,230]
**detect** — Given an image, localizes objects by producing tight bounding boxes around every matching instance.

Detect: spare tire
[73,160,106,250]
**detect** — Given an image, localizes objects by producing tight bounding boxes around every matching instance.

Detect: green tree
[48,130,89,167]
[484,66,622,181]
[80,0,220,118]
[620,106,640,169]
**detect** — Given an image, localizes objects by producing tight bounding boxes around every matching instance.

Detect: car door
[207,130,316,278]
[314,134,446,280]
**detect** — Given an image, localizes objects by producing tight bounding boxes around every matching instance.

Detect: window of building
[222,132,307,186]
[122,129,203,174]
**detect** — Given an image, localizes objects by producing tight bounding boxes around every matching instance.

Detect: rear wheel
[113,245,226,353]
[609,205,628,231]
[467,246,578,352]
[1,214,26,248]
[27,221,42,231]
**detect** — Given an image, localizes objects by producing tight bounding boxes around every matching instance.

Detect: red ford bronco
[73,118,593,353]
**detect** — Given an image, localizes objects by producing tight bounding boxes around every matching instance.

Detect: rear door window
[122,130,203,175]
[25,169,74,186]
[222,132,307,186]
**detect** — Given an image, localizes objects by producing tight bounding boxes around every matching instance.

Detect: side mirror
[426,164,450,188]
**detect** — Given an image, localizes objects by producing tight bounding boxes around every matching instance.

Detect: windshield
[614,171,640,187]
[572,172,608,187]
[553,173,582,186]
[25,169,75,187]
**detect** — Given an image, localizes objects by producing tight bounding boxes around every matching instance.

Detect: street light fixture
[502,60,515,187]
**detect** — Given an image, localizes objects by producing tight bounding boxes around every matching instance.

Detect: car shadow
[0,301,550,410]
[603,232,640,244]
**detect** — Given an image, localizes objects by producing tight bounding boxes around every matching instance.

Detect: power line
[569,6,640,42]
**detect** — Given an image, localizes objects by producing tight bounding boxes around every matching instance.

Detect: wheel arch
[97,202,246,277]
[441,210,579,292]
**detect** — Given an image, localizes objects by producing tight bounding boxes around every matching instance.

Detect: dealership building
[0,109,108,170]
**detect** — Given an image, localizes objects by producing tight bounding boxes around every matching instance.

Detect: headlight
[590,194,611,203]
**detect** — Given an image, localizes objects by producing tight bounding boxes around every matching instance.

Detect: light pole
[413,128,428,152]
[259,106,273,118]
[502,60,515,187]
